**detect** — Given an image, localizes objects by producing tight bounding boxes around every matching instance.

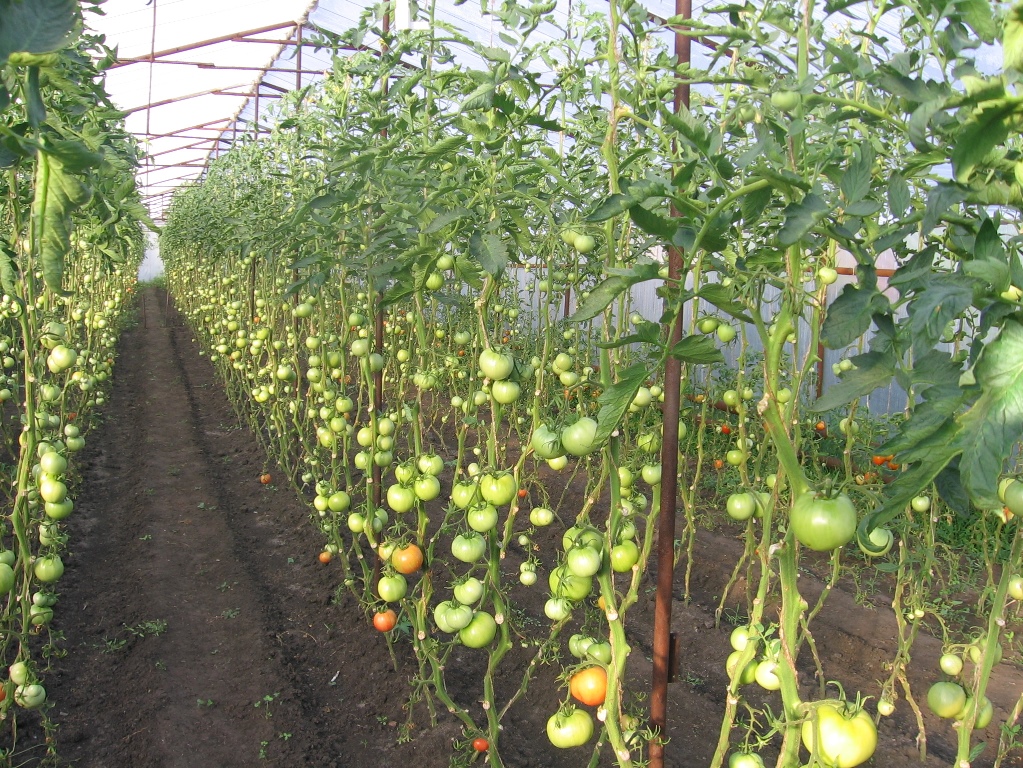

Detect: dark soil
[27,287,1022,767]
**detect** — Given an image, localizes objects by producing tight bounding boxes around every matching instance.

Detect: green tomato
[544,596,573,620]
[450,481,479,509]
[530,506,554,527]
[478,349,514,381]
[386,484,416,514]
[610,540,640,572]
[729,625,753,651]
[725,650,757,685]
[771,90,801,112]
[531,424,565,460]
[726,492,757,522]
[928,681,967,718]
[377,574,408,602]
[586,641,611,664]
[546,708,594,748]
[722,389,740,408]
[818,266,838,285]
[716,324,737,343]
[0,563,14,594]
[466,502,499,533]
[490,379,521,404]
[641,464,662,485]
[413,474,441,502]
[561,417,599,457]
[479,472,517,506]
[566,546,602,578]
[877,698,895,717]
[453,577,484,605]
[754,660,781,691]
[573,235,596,254]
[725,449,746,467]
[34,555,64,583]
[910,495,931,513]
[857,526,893,557]
[939,652,963,676]
[451,532,487,563]
[790,492,857,551]
[459,611,497,648]
[801,702,877,768]
[729,752,766,768]
[548,565,592,601]
[1008,575,1023,601]
[1003,480,1023,516]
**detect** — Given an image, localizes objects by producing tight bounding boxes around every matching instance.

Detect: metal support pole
[649,0,691,764]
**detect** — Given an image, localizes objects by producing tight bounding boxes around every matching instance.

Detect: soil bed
[31,288,1022,767]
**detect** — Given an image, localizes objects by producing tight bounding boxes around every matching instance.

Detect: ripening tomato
[260,473,272,484]
[569,666,607,706]
[472,737,489,752]
[318,550,333,564]
[373,609,397,632]
[391,544,424,574]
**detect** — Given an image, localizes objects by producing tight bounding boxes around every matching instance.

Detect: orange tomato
[472,737,489,752]
[260,473,272,484]
[872,455,886,466]
[318,550,333,564]
[569,666,608,706]
[373,609,397,632]
[714,459,725,470]
[391,543,424,574]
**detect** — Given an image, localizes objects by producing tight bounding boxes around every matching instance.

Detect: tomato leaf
[33,153,90,297]
[468,231,507,277]
[864,443,959,531]
[629,204,678,241]
[840,143,874,204]
[778,193,831,246]
[0,244,19,296]
[593,363,651,448]
[878,385,964,456]
[698,284,754,323]
[0,0,79,65]
[1006,3,1023,74]
[951,98,1019,183]
[567,261,660,323]
[667,335,723,365]
[907,274,974,356]
[423,207,470,234]
[821,272,890,349]
[811,351,895,412]
[887,174,911,218]
[955,319,1023,509]
[585,178,666,223]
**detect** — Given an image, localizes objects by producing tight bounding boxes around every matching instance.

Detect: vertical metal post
[649,0,691,765]
[295,25,303,90]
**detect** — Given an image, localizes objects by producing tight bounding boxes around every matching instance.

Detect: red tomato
[373,609,397,632]
[472,737,489,752]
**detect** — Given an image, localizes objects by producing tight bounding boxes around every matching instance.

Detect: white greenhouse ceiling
[88,0,998,223]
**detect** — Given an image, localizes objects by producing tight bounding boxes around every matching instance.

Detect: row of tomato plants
[161,0,1023,766]
[0,6,147,763]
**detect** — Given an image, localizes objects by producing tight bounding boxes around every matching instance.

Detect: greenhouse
[0,0,1022,766]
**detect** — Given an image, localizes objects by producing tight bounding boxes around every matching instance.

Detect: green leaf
[468,231,507,277]
[778,193,831,246]
[887,175,910,218]
[596,321,662,350]
[567,262,661,323]
[0,244,19,296]
[629,204,678,241]
[740,184,772,223]
[423,207,470,234]
[33,153,90,296]
[698,284,754,323]
[922,183,966,235]
[423,135,466,158]
[862,442,960,532]
[821,278,890,349]
[585,179,666,223]
[955,319,1023,509]
[951,98,1019,183]
[811,351,895,412]
[25,66,45,127]
[460,83,495,112]
[840,143,874,204]
[1005,2,1023,74]
[958,0,996,41]
[907,275,974,355]
[593,363,652,448]
[879,386,964,456]
[667,335,724,365]
[0,0,79,65]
